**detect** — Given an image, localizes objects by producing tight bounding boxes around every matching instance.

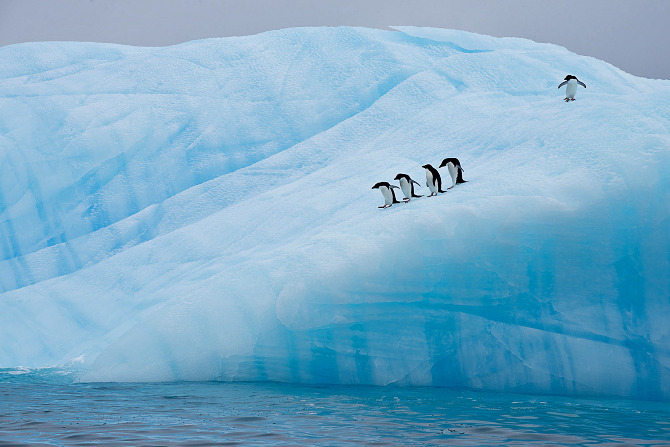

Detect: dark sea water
[1,371,669,446]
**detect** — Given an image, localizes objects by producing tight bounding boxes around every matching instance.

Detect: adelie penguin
[438,158,467,189]
[558,75,586,101]
[394,173,423,202]
[372,181,402,208]
[422,164,446,197]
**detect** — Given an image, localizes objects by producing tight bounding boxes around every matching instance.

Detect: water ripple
[1,382,669,446]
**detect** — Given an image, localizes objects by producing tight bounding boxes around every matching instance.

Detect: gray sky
[1,0,669,79]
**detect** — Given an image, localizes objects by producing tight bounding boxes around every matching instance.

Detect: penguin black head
[394,173,409,181]
[439,158,461,168]
[558,75,586,90]
[372,181,393,190]
[424,164,439,176]
[564,74,585,85]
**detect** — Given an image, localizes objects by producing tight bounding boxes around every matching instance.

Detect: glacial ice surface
[1,26,669,400]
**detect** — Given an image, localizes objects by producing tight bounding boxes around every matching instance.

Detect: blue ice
[1,26,669,400]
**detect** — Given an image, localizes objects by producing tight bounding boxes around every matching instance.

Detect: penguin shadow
[373,158,467,209]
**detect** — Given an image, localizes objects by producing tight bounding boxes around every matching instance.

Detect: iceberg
[1,26,669,400]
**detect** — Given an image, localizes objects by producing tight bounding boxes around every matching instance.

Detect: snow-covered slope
[1,26,669,399]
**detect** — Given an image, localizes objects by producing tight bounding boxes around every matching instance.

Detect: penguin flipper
[558,81,568,89]
[578,81,586,88]
[456,170,467,184]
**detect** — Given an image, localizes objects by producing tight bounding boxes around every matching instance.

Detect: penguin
[558,75,586,101]
[422,164,446,196]
[394,173,423,201]
[438,158,467,189]
[372,181,402,208]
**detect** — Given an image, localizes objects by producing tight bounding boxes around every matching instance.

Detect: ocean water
[1,377,669,446]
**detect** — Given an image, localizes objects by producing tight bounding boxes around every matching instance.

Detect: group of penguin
[371,75,586,208]
[372,158,467,208]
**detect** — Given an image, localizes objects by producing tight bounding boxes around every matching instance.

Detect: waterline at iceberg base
[0,26,669,400]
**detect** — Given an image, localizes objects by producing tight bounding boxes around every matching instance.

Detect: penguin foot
[403,198,410,202]
[571,98,576,101]
[564,98,570,102]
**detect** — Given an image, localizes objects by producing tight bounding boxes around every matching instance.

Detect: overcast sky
[1,0,669,79]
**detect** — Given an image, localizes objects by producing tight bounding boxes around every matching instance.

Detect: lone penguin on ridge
[372,181,402,208]
[438,158,467,189]
[422,164,446,196]
[558,75,586,101]
[394,173,423,201]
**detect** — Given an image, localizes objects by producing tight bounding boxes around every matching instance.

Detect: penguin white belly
[399,178,411,199]
[425,171,437,194]
[447,163,458,187]
[380,187,394,206]
[565,80,577,99]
